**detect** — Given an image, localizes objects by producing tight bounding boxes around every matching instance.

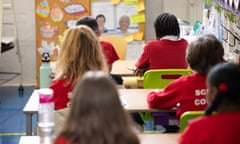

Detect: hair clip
[218,83,228,92]
[80,30,86,35]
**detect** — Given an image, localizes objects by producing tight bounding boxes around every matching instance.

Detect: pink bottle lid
[39,88,54,103]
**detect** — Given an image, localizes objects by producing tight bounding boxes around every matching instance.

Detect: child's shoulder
[50,78,68,88]
[190,111,240,126]
[179,72,205,82]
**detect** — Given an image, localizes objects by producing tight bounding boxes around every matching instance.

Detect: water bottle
[38,88,54,144]
[40,52,52,88]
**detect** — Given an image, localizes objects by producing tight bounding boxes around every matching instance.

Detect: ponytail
[205,92,222,115]
[205,83,228,115]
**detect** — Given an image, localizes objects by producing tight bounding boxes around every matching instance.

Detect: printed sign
[64,3,87,15]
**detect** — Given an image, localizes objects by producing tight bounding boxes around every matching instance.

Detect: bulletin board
[35,0,90,87]
[35,0,145,87]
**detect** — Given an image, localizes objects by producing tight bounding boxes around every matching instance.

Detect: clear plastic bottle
[38,88,54,144]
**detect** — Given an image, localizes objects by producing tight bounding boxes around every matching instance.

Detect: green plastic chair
[179,111,204,132]
[143,69,192,89]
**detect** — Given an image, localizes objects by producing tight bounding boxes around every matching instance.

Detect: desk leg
[26,114,32,136]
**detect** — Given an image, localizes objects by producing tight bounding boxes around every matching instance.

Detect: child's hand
[134,68,147,77]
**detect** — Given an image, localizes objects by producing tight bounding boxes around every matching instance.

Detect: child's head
[60,71,138,144]
[76,16,100,36]
[186,34,224,75]
[154,13,180,39]
[205,63,240,115]
[56,25,107,85]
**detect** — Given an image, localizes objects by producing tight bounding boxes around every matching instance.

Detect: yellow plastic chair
[99,35,127,60]
[179,111,204,132]
[143,69,192,89]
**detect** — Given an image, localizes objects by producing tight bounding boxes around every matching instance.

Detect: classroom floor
[0,86,37,144]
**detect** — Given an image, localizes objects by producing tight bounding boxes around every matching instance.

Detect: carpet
[0,86,37,144]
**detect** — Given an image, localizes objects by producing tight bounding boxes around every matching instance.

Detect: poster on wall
[91,2,115,31]
[115,3,138,32]
[35,0,90,87]
[91,0,142,32]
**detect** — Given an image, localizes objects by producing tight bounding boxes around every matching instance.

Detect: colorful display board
[35,0,145,87]
[35,0,90,87]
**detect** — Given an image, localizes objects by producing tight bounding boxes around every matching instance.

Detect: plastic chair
[143,69,192,89]
[99,35,127,60]
[179,111,204,132]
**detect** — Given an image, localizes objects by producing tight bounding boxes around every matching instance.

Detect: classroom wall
[1,0,202,86]
[1,0,35,86]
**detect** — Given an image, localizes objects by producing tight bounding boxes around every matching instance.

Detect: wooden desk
[19,133,180,144]
[138,133,180,144]
[23,89,173,135]
[23,90,39,136]
[51,60,136,76]
[119,89,173,112]
[111,60,136,76]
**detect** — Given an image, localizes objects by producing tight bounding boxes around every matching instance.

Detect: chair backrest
[99,35,127,60]
[179,111,204,132]
[143,69,192,89]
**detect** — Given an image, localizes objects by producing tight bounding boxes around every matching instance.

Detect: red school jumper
[49,79,73,110]
[147,73,208,119]
[179,112,240,144]
[135,39,188,69]
[100,41,119,65]
[54,136,75,144]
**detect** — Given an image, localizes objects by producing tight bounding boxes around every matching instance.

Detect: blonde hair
[55,25,108,86]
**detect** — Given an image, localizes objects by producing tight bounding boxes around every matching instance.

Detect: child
[76,16,122,84]
[54,71,140,144]
[147,34,225,119]
[179,63,240,144]
[135,13,188,76]
[49,25,108,110]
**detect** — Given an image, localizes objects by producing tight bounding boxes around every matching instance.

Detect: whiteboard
[115,3,138,32]
[91,2,115,31]
[91,1,139,32]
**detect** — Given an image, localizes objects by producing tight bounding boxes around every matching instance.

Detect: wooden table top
[138,133,180,144]
[23,89,174,114]
[119,89,174,112]
[51,60,137,76]
[19,133,181,144]
[111,60,136,76]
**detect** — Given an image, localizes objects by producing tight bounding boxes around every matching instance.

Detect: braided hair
[205,63,240,115]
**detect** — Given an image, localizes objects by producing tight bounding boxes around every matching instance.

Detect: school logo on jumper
[194,89,207,106]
